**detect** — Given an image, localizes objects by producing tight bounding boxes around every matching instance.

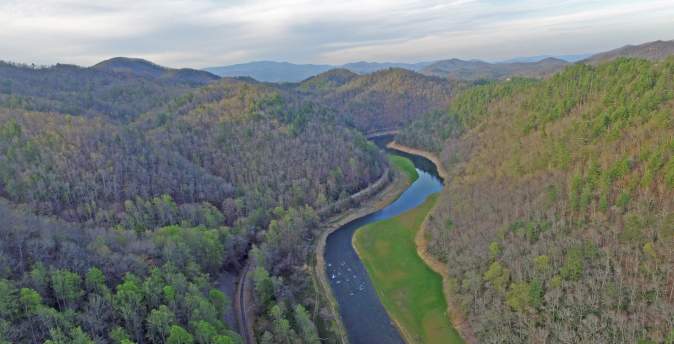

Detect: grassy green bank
[388,154,418,183]
[353,163,463,344]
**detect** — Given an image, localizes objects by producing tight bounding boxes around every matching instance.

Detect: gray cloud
[1,0,673,68]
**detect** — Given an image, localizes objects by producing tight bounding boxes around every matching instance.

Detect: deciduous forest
[399,57,674,343]
[2,43,673,344]
[0,59,450,343]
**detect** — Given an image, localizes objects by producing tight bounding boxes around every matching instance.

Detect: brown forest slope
[583,40,674,65]
[296,68,454,132]
[399,57,674,343]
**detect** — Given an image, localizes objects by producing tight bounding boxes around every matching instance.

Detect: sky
[1,0,674,68]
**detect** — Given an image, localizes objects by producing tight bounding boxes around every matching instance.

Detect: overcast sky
[2,0,674,68]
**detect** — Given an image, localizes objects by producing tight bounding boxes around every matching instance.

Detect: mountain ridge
[93,56,220,84]
[582,39,674,64]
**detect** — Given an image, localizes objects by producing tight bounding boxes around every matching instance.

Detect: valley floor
[353,180,463,344]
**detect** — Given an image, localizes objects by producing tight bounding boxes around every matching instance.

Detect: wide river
[324,144,444,344]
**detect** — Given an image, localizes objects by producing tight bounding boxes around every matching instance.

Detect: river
[324,142,444,344]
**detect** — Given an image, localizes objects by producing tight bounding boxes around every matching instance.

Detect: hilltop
[420,57,569,80]
[295,67,454,132]
[92,57,220,84]
[583,39,674,64]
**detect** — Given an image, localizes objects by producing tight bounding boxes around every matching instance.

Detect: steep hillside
[583,40,674,65]
[399,57,674,343]
[421,57,568,81]
[0,74,385,343]
[0,60,213,122]
[296,68,454,132]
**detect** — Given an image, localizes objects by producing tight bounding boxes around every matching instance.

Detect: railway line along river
[324,142,444,344]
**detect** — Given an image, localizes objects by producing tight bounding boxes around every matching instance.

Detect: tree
[270,304,291,344]
[533,255,550,273]
[560,248,583,281]
[192,320,217,344]
[84,267,106,294]
[44,327,94,344]
[293,304,319,344]
[19,288,42,343]
[208,289,228,320]
[113,274,145,342]
[146,305,175,344]
[484,261,510,292]
[252,266,274,308]
[167,325,194,344]
[51,269,83,309]
[506,282,531,313]
[0,280,17,321]
[29,263,49,296]
[488,242,501,258]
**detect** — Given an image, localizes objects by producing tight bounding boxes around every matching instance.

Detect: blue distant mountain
[499,54,591,63]
[204,61,333,83]
[204,60,433,82]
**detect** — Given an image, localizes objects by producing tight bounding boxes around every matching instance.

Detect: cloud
[0,0,673,67]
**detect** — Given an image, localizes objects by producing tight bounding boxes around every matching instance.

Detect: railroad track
[237,261,254,344]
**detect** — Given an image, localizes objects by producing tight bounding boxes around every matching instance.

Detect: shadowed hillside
[296,68,454,132]
[0,59,217,122]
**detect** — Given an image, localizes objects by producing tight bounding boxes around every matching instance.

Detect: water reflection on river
[324,141,443,344]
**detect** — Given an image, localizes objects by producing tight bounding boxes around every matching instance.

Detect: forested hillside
[583,40,674,65]
[0,60,389,343]
[399,57,674,343]
[420,58,568,81]
[0,61,217,122]
[295,68,454,133]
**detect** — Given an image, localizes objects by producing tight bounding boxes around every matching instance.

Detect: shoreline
[313,166,410,343]
[386,141,449,180]
[389,141,477,344]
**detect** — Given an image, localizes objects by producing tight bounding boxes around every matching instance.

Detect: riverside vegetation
[1,43,673,343]
[355,187,463,344]
[398,57,674,343]
[0,59,451,343]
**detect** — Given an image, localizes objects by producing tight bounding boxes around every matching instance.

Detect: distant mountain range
[500,54,591,63]
[203,61,432,82]
[203,39,674,83]
[204,61,332,83]
[419,57,570,81]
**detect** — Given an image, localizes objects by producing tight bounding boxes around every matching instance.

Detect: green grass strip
[388,154,419,183]
[354,194,463,344]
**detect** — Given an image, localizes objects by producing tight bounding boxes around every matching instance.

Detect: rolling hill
[204,60,433,82]
[0,58,217,121]
[92,57,220,84]
[582,39,674,64]
[420,57,569,80]
[398,56,674,343]
[295,68,454,132]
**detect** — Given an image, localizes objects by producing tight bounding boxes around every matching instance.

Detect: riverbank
[313,166,411,343]
[387,141,448,180]
[389,141,477,344]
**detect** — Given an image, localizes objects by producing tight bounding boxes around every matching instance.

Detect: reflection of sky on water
[324,165,442,344]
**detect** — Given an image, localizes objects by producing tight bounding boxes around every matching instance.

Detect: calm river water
[324,145,444,344]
